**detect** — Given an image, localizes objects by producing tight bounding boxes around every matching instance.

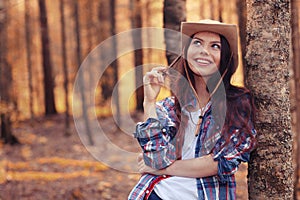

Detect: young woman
[128,20,257,200]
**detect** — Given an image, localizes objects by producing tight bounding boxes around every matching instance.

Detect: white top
[154,109,201,200]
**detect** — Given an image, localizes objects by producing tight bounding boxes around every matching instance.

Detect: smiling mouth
[195,58,212,65]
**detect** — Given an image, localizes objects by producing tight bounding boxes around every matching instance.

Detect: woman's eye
[212,44,221,50]
[192,40,201,46]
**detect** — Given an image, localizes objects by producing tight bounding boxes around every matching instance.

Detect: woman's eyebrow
[193,36,221,44]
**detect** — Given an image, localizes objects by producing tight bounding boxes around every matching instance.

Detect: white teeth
[196,59,210,64]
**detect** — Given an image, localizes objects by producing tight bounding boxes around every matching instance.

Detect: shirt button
[162,128,166,132]
[146,190,150,194]
[162,175,166,178]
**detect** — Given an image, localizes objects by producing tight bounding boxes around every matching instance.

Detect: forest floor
[0,113,249,200]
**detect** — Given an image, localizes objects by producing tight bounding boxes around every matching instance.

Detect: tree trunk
[25,0,34,119]
[73,0,93,145]
[210,0,215,20]
[163,0,186,65]
[98,0,111,102]
[218,0,223,22]
[245,1,294,199]
[109,0,121,125]
[199,1,204,19]
[130,0,144,111]
[38,0,57,115]
[0,0,19,145]
[85,0,93,53]
[97,0,120,125]
[291,0,300,197]
[84,0,95,103]
[59,0,71,136]
[237,0,247,70]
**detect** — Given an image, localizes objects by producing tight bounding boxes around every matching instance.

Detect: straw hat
[180,19,238,69]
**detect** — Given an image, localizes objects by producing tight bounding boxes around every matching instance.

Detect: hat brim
[181,22,238,69]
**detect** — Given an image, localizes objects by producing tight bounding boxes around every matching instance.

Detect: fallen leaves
[0,114,139,199]
[37,157,109,171]
[6,170,92,181]
[1,156,109,183]
[21,145,33,159]
[0,161,7,184]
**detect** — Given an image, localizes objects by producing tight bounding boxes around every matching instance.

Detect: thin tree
[98,0,110,101]
[109,0,121,126]
[84,0,96,107]
[245,1,294,199]
[163,0,186,65]
[130,0,144,111]
[38,0,57,115]
[59,0,70,136]
[24,0,34,119]
[210,0,215,20]
[218,0,223,22]
[291,0,300,197]
[236,0,247,69]
[73,0,93,145]
[97,0,120,125]
[85,0,93,53]
[199,1,204,19]
[0,0,19,144]
[143,0,153,71]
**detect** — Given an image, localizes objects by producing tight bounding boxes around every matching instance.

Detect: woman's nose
[199,46,209,56]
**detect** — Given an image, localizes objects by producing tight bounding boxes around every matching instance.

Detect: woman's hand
[137,153,161,175]
[143,66,167,103]
[137,153,218,178]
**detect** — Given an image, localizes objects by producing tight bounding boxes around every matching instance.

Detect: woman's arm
[143,101,158,120]
[143,66,167,120]
[138,153,218,178]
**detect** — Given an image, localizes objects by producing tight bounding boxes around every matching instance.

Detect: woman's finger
[144,71,164,85]
[137,153,143,162]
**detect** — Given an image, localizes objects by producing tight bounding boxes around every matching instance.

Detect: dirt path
[0,114,140,199]
[0,114,248,199]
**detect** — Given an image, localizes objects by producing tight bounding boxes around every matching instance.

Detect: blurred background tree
[38,0,57,115]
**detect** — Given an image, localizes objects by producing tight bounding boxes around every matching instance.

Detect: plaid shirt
[129,96,256,200]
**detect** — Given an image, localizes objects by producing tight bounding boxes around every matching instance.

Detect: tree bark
[130,0,144,111]
[84,0,96,104]
[109,0,121,125]
[25,0,34,119]
[73,0,93,145]
[163,0,186,65]
[210,0,215,20]
[291,0,300,197]
[59,0,70,136]
[97,0,110,105]
[38,0,57,115]
[0,0,19,145]
[218,0,223,22]
[98,0,120,124]
[237,0,247,69]
[245,1,294,199]
[199,1,204,19]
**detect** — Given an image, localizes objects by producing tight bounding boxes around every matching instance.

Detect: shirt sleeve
[213,127,257,183]
[133,97,178,169]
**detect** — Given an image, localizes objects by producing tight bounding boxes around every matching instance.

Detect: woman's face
[186,31,221,79]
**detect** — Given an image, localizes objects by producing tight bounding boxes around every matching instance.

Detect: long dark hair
[172,34,256,153]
